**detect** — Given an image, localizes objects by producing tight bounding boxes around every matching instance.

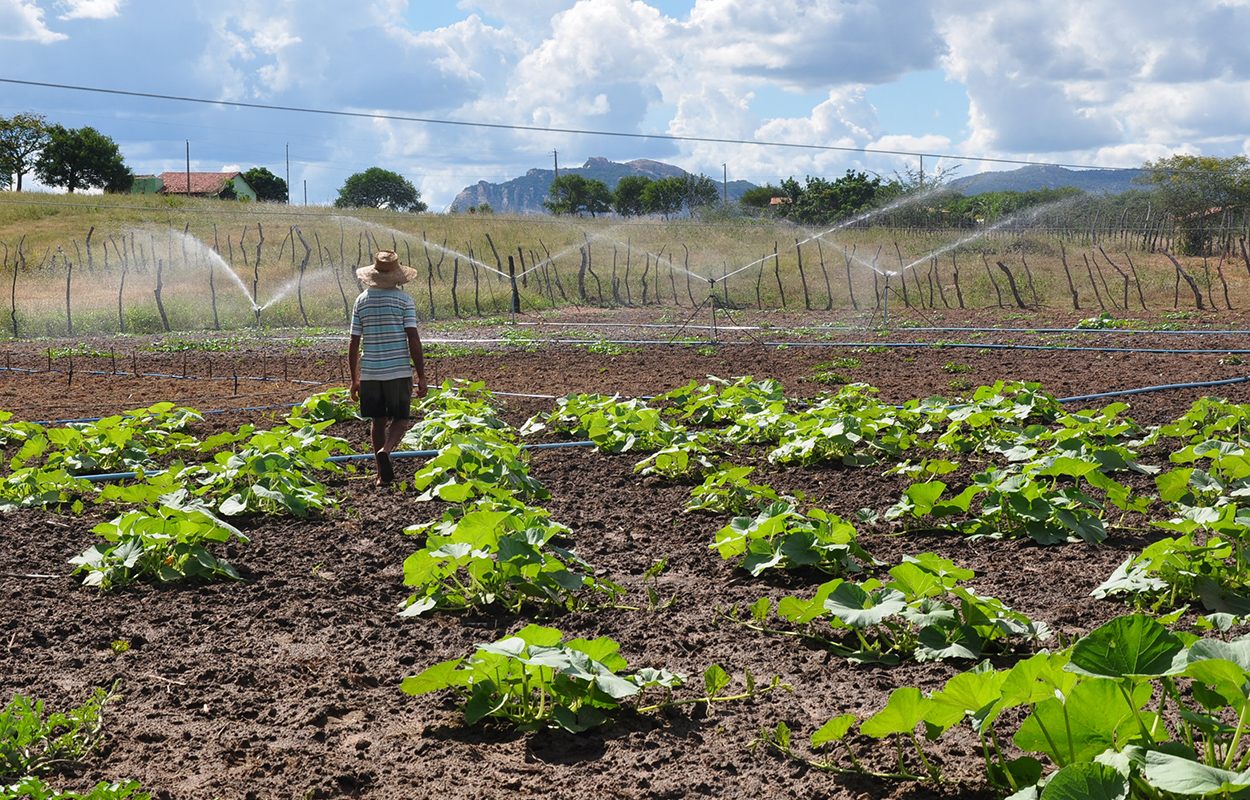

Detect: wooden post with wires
[708,279,718,346]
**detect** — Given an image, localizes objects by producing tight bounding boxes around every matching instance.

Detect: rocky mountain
[451,157,756,214]
[947,164,1146,195]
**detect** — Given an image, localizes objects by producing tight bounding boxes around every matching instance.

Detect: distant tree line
[735,156,1250,256]
[543,172,720,219]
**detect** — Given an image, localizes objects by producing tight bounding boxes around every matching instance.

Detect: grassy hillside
[0,190,1241,338]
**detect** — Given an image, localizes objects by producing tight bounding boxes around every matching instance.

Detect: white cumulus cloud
[0,0,66,42]
[56,0,123,20]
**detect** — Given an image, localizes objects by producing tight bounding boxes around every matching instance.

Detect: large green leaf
[860,687,932,738]
[824,584,906,628]
[1038,762,1128,800]
[810,714,856,747]
[1189,635,1250,671]
[928,666,1008,735]
[915,624,982,663]
[401,658,467,695]
[903,481,946,515]
[1067,614,1187,679]
[1141,749,1250,795]
[1014,678,1151,764]
[1156,468,1194,503]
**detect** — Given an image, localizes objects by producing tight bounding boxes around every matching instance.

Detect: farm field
[6,307,1250,799]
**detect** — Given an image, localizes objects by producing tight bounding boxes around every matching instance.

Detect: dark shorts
[359,377,412,420]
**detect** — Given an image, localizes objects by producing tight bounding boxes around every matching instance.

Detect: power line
[0,77,1144,173]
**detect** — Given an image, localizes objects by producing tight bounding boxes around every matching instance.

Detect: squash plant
[402,379,515,451]
[70,491,248,591]
[522,393,685,453]
[411,437,547,503]
[711,501,875,577]
[403,624,784,733]
[742,553,1050,664]
[189,422,350,517]
[399,498,622,617]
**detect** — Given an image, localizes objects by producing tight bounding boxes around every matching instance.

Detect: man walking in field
[348,250,428,486]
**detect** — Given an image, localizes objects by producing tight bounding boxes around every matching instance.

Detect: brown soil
[3,306,1249,799]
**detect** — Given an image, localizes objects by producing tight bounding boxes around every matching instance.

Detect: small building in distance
[131,171,257,201]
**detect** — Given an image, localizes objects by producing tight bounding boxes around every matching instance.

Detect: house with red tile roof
[131,171,257,200]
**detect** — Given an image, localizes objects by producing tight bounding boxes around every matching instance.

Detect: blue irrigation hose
[885,326,1250,336]
[512,320,1250,336]
[751,342,1250,354]
[73,440,599,483]
[0,366,323,385]
[532,338,1250,355]
[32,403,302,426]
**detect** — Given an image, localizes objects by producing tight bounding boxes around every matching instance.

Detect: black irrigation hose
[1055,375,1250,404]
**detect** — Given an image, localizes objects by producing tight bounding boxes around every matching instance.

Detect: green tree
[34,125,131,194]
[641,176,685,219]
[739,184,784,210]
[613,175,652,217]
[0,112,52,191]
[242,166,288,203]
[586,180,612,217]
[334,167,426,212]
[543,174,612,217]
[1135,154,1250,254]
[682,173,720,213]
[777,170,884,226]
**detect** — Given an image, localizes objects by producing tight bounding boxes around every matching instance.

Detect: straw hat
[356,250,419,289]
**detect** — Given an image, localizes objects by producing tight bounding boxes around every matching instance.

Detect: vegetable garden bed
[6,307,1250,799]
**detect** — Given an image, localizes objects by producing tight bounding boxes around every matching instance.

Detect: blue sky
[2,0,1249,209]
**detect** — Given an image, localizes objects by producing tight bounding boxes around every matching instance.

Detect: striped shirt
[350,288,418,381]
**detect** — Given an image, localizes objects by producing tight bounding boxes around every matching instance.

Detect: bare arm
[348,334,361,400]
[407,327,427,398]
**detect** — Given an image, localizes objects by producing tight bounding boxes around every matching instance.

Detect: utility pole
[303,179,307,205]
[552,150,559,179]
[918,154,924,190]
[185,140,191,197]
[722,163,728,205]
[286,143,291,204]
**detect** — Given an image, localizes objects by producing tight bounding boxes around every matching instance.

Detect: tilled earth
[4,306,1250,799]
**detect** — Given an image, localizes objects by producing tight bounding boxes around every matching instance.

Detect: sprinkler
[882,271,894,330]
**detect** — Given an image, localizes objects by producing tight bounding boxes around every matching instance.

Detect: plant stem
[1223,696,1250,770]
[635,678,788,714]
[909,731,942,782]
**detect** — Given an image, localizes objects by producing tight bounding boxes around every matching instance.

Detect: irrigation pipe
[73,440,598,484]
[513,321,1250,337]
[29,388,560,426]
[32,403,303,426]
[1055,375,1250,404]
[0,366,324,386]
[425,337,1250,355]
